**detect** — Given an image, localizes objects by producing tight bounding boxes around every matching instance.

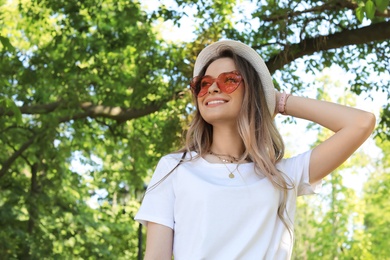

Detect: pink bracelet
[278,92,291,115]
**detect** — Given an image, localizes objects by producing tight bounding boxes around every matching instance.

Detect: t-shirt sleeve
[277,150,321,196]
[134,156,177,229]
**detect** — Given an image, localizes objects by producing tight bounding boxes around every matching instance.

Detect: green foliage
[292,74,388,259]
[356,0,390,22]
[0,96,22,124]
[363,138,390,257]
[0,0,187,258]
[0,0,389,258]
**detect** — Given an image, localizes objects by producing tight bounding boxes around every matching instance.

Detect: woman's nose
[208,82,221,94]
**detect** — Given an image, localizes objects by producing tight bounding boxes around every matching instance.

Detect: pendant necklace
[225,164,237,179]
[209,151,240,178]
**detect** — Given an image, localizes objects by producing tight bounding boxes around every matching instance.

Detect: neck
[210,125,245,158]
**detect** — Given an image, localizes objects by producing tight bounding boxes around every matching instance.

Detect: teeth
[208,100,226,105]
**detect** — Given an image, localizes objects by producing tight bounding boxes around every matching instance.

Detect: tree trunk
[20,163,39,259]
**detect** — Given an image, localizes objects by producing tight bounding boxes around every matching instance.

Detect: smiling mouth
[207,100,227,106]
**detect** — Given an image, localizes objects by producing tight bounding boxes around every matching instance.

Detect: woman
[135,40,375,259]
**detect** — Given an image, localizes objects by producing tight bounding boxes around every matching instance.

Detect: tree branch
[0,91,184,124]
[0,135,37,179]
[264,21,390,74]
[261,0,389,22]
[58,100,168,124]
[0,101,62,116]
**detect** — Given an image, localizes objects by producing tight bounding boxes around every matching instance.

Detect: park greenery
[0,0,389,259]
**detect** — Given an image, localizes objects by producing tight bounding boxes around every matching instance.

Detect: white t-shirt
[135,151,321,260]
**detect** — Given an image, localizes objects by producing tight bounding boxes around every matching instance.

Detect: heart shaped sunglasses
[190,71,243,98]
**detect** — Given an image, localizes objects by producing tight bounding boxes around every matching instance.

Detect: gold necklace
[209,151,240,163]
[209,151,239,178]
[224,164,237,179]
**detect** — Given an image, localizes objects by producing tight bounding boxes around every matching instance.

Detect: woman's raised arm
[277,92,376,184]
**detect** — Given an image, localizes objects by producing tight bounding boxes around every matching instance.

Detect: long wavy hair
[181,47,294,234]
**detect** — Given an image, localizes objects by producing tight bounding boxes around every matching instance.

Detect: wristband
[278,92,291,115]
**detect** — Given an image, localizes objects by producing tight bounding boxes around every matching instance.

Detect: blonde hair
[182,48,294,234]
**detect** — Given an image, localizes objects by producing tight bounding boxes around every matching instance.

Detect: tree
[363,137,390,257]
[292,70,377,259]
[0,0,389,258]
[177,0,390,136]
[0,0,188,258]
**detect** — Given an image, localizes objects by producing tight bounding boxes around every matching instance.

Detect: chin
[202,115,239,126]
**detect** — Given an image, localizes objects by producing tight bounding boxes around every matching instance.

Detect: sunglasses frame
[190,70,243,98]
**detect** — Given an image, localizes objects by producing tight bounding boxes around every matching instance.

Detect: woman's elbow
[358,111,376,138]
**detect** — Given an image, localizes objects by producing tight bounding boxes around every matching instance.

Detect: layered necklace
[209,151,241,179]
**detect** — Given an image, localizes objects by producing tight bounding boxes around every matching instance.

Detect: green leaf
[375,0,389,12]
[0,97,23,124]
[356,6,365,23]
[365,0,376,19]
[0,35,15,52]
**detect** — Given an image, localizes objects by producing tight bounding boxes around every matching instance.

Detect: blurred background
[0,0,389,259]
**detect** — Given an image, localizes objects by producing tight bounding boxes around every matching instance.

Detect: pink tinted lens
[217,72,242,94]
[194,71,242,97]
